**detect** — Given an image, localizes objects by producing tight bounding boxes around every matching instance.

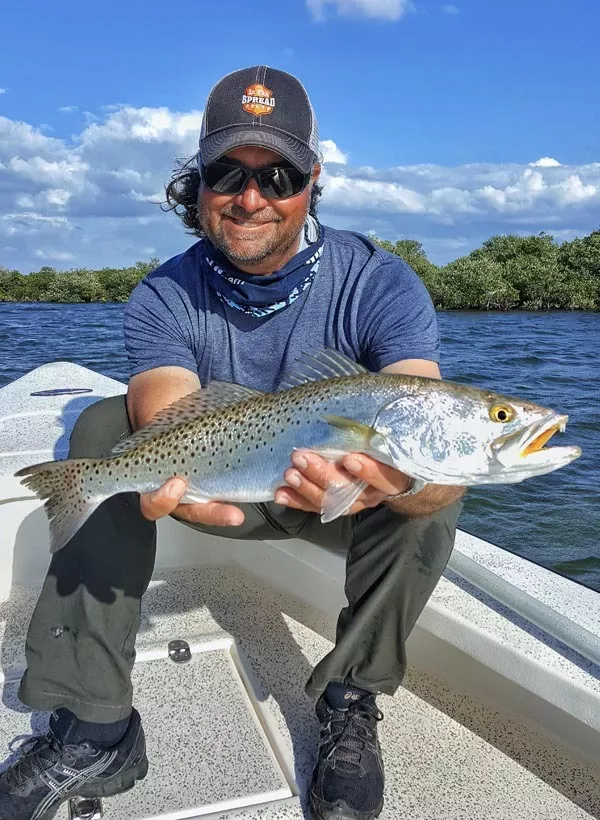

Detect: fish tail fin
[15,458,104,554]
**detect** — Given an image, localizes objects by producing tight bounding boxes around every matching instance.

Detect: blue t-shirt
[123,225,439,393]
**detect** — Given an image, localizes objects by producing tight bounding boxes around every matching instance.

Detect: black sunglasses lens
[202,162,247,194]
[258,166,307,198]
[202,162,308,198]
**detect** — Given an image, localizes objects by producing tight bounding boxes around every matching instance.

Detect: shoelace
[4,733,72,789]
[324,699,383,771]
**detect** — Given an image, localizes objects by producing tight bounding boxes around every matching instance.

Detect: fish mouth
[520,414,568,456]
[492,413,581,473]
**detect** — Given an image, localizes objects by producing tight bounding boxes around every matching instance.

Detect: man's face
[198,145,320,272]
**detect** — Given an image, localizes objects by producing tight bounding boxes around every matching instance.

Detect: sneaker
[0,707,148,820]
[309,693,384,820]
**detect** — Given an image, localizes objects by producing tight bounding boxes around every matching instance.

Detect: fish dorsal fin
[111,381,263,455]
[277,348,369,391]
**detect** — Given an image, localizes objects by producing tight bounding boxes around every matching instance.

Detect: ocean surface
[0,303,598,592]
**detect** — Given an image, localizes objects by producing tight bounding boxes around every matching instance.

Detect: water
[0,303,598,592]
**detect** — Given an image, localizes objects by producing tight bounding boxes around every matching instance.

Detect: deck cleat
[68,797,103,820]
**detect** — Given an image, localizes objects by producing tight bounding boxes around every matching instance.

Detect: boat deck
[2,560,599,820]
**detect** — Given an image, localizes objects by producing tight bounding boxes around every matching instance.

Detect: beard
[198,202,307,268]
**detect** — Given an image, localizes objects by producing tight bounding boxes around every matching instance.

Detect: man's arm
[127,366,201,430]
[126,367,245,526]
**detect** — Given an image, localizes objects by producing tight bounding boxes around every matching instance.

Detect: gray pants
[19,396,462,723]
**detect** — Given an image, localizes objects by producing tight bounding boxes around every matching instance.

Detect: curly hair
[162,155,323,237]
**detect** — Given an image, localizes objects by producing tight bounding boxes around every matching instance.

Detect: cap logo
[242,83,275,117]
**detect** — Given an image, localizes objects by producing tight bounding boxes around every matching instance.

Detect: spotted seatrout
[16,349,581,554]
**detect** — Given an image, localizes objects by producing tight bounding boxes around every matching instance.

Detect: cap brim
[200,126,315,173]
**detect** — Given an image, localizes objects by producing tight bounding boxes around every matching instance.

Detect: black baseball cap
[199,66,320,174]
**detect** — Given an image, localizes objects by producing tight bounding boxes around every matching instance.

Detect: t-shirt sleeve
[357,255,440,370]
[123,274,199,378]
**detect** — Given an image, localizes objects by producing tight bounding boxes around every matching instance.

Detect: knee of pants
[68,395,131,460]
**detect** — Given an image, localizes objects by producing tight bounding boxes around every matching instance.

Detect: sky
[0,0,599,272]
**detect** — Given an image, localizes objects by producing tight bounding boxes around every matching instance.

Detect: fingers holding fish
[291,449,414,500]
[140,477,245,526]
[342,455,415,498]
[140,477,188,520]
[171,500,245,527]
[275,452,388,515]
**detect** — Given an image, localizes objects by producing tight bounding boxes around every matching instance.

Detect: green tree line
[0,259,160,303]
[372,230,600,310]
[1,230,599,309]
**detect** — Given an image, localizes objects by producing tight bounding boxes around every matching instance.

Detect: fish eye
[489,404,516,423]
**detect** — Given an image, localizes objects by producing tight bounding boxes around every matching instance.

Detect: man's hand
[140,477,245,527]
[274,450,413,515]
[128,368,245,527]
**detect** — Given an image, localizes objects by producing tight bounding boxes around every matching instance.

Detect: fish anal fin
[112,381,263,455]
[321,478,369,523]
[179,490,211,504]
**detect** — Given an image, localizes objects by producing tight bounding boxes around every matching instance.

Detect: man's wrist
[387,477,426,500]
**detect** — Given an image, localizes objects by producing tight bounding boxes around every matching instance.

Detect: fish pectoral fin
[112,381,264,455]
[322,415,376,448]
[322,415,401,470]
[277,349,369,391]
[321,478,369,523]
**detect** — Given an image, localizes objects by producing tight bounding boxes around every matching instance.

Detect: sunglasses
[200,159,311,199]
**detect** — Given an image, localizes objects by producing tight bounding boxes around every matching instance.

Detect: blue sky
[1,0,599,271]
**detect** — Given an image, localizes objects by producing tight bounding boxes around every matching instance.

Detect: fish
[15,349,581,555]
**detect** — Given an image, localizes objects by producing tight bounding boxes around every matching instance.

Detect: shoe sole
[36,756,149,820]
[78,755,149,798]
[309,793,384,820]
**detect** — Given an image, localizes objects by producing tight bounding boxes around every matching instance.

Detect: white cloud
[321,161,599,222]
[307,0,412,21]
[34,248,75,261]
[0,106,599,270]
[530,156,562,167]
[441,4,459,13]
[45,189,72,207]
[0,116,67,158]
[0,213,74,241]
[8,156,88,188]
[320,139,348,164]
[80,106,202,147]
[58,105,78,113]
[0,88,6,95]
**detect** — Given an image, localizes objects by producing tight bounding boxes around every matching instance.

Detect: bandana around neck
[203,217,324,318]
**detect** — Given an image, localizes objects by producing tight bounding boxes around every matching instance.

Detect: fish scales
[85,374,397,502]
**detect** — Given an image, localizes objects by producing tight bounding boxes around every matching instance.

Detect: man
[1,66,463,820]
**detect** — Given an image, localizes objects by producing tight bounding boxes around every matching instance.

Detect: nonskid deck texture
[1,564,599,820]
